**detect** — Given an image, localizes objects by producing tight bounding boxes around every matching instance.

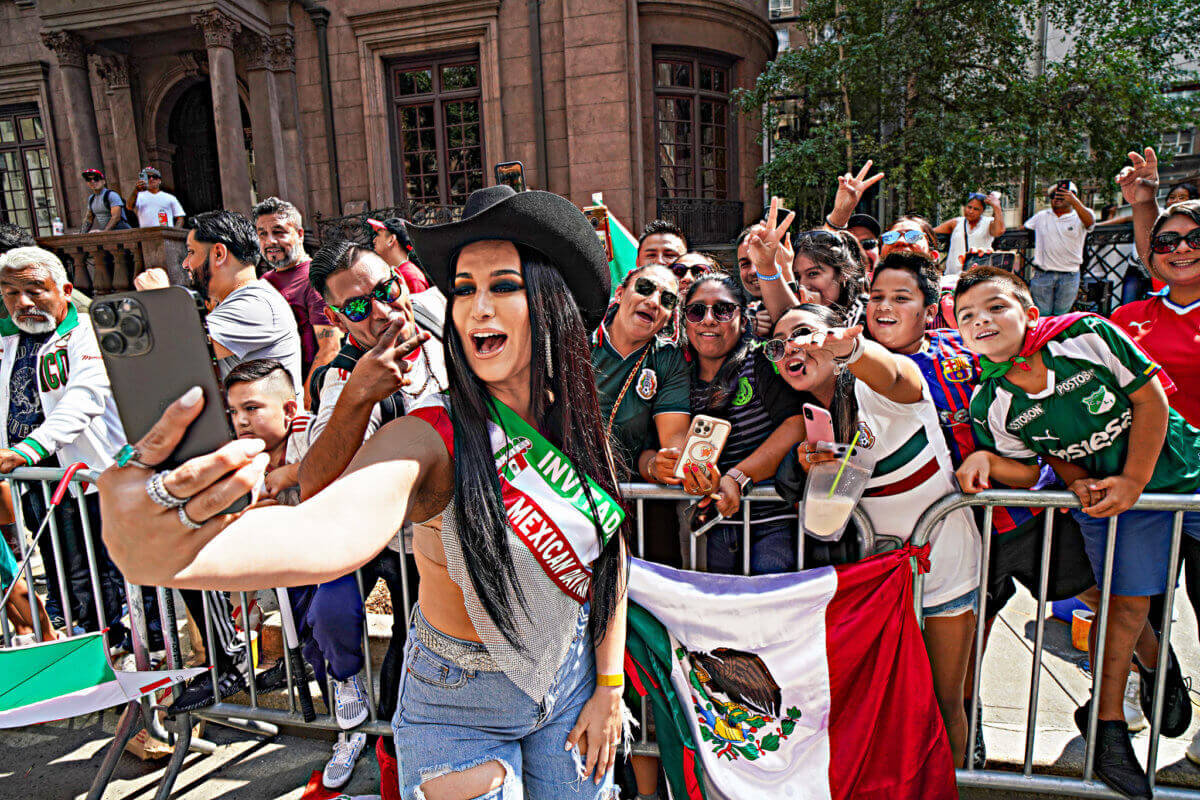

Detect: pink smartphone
[803,403,836,445]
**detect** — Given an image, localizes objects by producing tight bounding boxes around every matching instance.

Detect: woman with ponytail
[96,186,628,800]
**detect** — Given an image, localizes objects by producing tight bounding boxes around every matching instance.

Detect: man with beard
[135,210,304,712]
[254,197,341,406]
[0,246,129,646]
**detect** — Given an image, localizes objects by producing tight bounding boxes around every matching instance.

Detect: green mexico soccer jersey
[591,325,691,477]
[971,316,1200,494]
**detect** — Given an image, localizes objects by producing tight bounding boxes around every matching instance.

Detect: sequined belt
[411,607,502,671]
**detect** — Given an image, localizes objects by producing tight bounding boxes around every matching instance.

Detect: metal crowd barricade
[911,488,1200,799]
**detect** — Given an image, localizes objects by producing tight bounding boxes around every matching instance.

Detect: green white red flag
[0,633,203,728]
[625,548,958,800]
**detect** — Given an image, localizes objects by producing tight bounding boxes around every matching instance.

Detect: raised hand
[343,319,430,406]
[1115,147,1160,206]
[831,161,884,222]
[746,196,796,276]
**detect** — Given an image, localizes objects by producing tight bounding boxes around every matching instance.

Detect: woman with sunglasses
[679,273,808,574]
[764,303,980,768]
[95,186,629,800]
[934,192,1005,275]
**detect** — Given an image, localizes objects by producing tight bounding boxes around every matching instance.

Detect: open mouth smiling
[470,329,508,358]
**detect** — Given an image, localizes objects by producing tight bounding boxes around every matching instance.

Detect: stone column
[268,34,309,218]
[239,33,283,202]
[192,10,252,213]
[40,31,103,217]
[94,54,141,193]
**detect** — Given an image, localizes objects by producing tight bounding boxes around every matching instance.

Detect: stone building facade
[0,0,775,246]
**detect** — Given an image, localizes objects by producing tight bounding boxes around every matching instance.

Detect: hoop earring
[544,330,554,380]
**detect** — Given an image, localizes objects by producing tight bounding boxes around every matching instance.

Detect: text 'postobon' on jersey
[970,315,1200,494]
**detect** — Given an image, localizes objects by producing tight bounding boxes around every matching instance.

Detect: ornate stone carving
[41,31,88,70]
[237,33,269,70]
[179,50,207,77]
[266,33,295,72]
[94,54,131,90]
[192,9,242,50]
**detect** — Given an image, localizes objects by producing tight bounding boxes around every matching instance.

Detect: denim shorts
[392,605,616,800]
[706,518,798,575]
[1071,508,1200,596]
[923,587,979,619]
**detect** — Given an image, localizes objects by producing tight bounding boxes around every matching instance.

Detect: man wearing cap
[366,217,429,294]
[846,212,882,270]
[127,167,185,228]
[1022,181,1096,315]
[81,169,130,233]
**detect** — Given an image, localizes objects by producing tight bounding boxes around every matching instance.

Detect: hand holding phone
[674,415,732,480]
[803,403,836,446]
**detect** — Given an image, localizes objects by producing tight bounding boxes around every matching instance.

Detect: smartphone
[803,403,836,446]
[494,160,526,192]
[92,288,252,510]
[1055,180,1072,195]
[963,251,1017,271]
[688,501,726,538]
[582,204,614,262]
[138,169,148,184]
[673,415,732,480]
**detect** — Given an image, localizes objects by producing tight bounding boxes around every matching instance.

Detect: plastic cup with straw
[802,430,875,542]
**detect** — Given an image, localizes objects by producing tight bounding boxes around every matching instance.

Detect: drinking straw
[828,430,862,498]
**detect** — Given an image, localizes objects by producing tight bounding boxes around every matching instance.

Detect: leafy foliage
[738,0,1200,224]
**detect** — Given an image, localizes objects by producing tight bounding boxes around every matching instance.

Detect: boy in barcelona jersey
[952,266,1200,800]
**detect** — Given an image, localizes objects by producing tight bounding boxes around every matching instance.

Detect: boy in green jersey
[953,266,1200,799]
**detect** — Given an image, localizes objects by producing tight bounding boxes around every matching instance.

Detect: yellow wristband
[597,672,624,687]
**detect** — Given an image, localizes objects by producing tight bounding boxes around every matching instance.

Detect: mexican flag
[0,633,204,728]
[625,548,958,800]
[606,212,638,292]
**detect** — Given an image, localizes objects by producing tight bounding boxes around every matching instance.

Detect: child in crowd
[865,251,1096,764]
[224,359,370,791]
[764,302,980,769]
[953,266,1200,799]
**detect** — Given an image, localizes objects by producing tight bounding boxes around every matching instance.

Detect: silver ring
[115,444,156,470]
[177,505,203,530]
[146,472,188,509]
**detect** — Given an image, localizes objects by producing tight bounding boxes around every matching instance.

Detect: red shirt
[263,260,328,376]
[1111,293,1200,427]
[396,259,430,294]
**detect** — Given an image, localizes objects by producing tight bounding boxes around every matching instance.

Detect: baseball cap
[846,213,881,239]
[143,167,162,178]
[366,217,412,247]
[81,168,104,180]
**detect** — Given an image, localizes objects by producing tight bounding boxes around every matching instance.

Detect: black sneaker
[1135,646,1192,738]
[1075,703,1151,799]
[254,658,301,693]
[166,671,247,717]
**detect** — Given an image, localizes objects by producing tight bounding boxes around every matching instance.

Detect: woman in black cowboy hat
[97,185,629,799]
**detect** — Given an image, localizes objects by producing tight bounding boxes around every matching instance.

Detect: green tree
[739,0,1200,224]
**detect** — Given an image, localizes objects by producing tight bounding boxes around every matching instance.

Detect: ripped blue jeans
[392,605,616,800]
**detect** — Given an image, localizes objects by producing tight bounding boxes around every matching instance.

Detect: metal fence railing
[911,489,1200,799]
[6,467,1200,798]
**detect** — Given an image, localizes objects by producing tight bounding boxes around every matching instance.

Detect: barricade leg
[1082,516,1119,783]
[84,700,143,800]
[1146,511,1185,791]
[1023,509,1056,776]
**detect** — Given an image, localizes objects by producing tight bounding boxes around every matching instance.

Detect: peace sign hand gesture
[343,318,430,407]
[1116,147,1160,206]
[746,195,796,277]
[832,161,884,222]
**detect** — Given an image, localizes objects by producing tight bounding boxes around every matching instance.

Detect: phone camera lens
[100,332,126,354]
[93,304,117,328]
[118,316,144,337]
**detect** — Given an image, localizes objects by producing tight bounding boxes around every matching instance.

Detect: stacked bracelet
[833,335,865,365]
[755,271,782,282]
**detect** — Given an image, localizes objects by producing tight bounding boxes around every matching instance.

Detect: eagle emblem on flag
[684,647,802,762]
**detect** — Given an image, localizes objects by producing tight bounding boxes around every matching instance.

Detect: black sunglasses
[1150,228,1200,255]
[796,230,842,246]
[632,277,678,310]
[328,275,403,322]
[860,238,878,251]
[683,300,739,324]
[670,262,711,280]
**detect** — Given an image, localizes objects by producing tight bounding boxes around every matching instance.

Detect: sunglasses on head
[966,192,988,203]
[328,275,403,322]
[762,326,821,362]
[1150,228,1200,255]
[880,229,927,246]
[670,262,711,280]
[683,300,739,324]
[632,276,678,310]
[796,230,842,246]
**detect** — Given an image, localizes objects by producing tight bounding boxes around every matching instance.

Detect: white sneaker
[333,674,370,730]
[323,731,367,790]
[10,633,37,647]
[1124,670,1148,732]
[1186,727,1200,766]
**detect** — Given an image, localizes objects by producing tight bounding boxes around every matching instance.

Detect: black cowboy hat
[405,185,610,330]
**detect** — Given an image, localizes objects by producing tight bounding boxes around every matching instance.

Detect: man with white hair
[0,246,132,646]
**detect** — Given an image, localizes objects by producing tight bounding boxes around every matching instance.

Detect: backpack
[85,188,133,230]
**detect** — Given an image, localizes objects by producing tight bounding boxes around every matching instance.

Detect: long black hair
[683,273,754,411]
[443,243,627,650]
[777,303,860,442]
[792,231,865,312]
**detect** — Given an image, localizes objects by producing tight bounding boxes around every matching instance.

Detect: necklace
[401,340,441,397]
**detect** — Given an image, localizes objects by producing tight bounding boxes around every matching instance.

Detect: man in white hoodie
[0,246,131,646]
